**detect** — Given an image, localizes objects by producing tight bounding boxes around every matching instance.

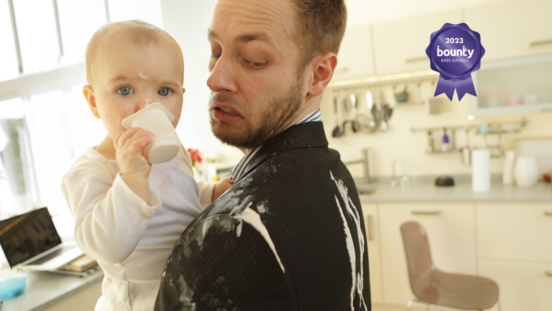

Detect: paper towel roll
[472,149,490,192]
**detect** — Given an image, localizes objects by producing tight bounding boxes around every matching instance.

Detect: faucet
[344,148,371,184]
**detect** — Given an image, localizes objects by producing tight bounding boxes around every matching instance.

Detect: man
[155,0,370,310]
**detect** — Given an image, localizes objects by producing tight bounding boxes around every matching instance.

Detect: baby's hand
[114,127,155,179]
[212,177,232,202]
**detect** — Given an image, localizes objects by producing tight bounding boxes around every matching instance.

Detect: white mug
[121,103,181,164]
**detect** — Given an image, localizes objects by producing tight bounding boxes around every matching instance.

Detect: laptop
[0,207,84,273]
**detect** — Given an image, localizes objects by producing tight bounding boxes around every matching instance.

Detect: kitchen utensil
[382,103,393,121]
[394,86,408,103]
[478,122,492,134]
[426,131,434,153]
[0,277,26,300]
[515,156,539,187]
[341,96,351,134]
[359,91,377,132]
[365,91,373,111]
[502,150,515,184]
[472,149,491,192]
[349,93,360,132]
[331,96,343,138]
[121,102,180,164]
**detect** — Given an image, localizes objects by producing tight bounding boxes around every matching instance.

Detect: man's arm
[155,215,296,311]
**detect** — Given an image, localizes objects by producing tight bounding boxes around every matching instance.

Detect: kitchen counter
[358,179,552,203]
[0,268,103,311]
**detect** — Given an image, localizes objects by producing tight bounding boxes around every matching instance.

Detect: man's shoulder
[156,213,296,311]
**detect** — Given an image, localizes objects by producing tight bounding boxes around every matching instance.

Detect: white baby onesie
[61,147,215,311]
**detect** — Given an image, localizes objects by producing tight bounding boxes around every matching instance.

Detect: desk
[0,268,103,311]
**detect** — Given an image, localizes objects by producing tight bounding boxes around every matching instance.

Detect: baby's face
[91,40,184,139]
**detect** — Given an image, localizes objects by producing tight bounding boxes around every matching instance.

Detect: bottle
[502,150,515,184]
[441,128,450,152]
[426,131,434,153]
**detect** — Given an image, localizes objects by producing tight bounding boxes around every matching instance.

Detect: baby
[61,20,231,311]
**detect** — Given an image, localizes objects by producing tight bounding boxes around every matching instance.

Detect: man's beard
[209,78,303,150]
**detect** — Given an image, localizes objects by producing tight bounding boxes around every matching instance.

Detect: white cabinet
[477,203,552,261]
[333,25,375,81]
[479,259,552,311]
[372,10,463,75]
[465,0,552,62]
[378,203,476,305]
[361,204,382,303]
[477,203,552,311]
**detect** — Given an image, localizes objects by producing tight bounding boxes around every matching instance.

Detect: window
[0,0,20,82]
[0,0,164,234]
[57,0,107,67]
[12,0,60,74]
[0,97,38,217]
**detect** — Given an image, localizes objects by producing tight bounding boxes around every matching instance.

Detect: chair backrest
[400,221,437,301]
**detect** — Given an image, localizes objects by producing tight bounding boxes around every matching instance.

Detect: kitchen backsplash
[320,82,552,179]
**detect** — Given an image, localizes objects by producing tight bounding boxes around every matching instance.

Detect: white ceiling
[346,0,507,27]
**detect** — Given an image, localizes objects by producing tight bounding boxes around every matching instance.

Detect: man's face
[91,40,184,139]
[207,0,306,149]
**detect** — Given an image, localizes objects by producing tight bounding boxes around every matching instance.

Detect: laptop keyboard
[26,245,78,266]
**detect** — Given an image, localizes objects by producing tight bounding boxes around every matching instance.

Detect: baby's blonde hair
[85,20,183,85]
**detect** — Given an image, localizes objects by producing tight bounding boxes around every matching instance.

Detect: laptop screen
[0,207,62,267]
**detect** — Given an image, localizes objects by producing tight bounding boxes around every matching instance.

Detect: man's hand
[212,177,232,202]
[114,127,155,203]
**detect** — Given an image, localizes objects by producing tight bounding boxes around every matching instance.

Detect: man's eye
[248,60,266,67]
[158,88,171,96]
[117,87,133,95]
[211,53,221,58]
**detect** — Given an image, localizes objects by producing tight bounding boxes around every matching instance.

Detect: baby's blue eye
[158,88,171,96]
[117,87,133,95]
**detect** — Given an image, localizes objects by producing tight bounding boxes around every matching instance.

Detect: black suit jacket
[155,122,371,311]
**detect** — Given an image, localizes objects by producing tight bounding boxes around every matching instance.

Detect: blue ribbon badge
[426,23,485,101]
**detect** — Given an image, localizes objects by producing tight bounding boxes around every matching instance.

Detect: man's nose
[206,55,238,94]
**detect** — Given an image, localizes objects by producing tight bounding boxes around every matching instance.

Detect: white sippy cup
[121,103,180,164]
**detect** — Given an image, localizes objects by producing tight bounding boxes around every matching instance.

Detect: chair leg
[406,299,415,311]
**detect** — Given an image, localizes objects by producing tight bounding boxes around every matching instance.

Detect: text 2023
[445,38,464,44]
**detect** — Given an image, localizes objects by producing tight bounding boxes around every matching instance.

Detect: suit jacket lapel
[234,122,328,184]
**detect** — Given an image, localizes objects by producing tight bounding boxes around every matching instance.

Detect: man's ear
[182,87,186,94]
[83,85,101,119]
[307,52,338,97]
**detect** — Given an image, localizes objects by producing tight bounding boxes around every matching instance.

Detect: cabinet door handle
[366,215,374,241]
[530,39,552,48]
[406,56,428,63]
[411,210,441,215]
[544,210,552,216]
[545,270,552,277]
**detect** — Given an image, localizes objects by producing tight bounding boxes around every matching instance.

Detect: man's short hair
[294,0,347,70]
[85,20,183,85]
